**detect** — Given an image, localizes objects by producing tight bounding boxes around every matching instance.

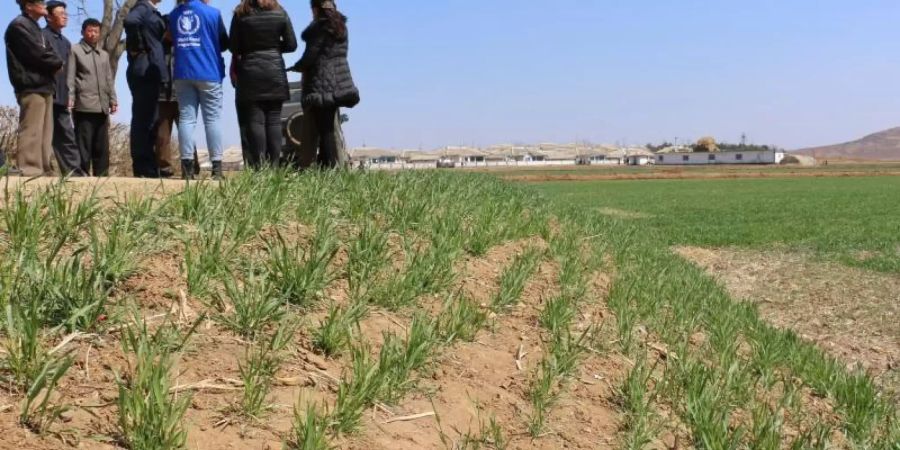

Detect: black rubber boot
[181,159,194,180]
[212,161,223,180]
[193,150,201,175]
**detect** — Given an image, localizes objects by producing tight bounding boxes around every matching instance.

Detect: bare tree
[77,0,139,74]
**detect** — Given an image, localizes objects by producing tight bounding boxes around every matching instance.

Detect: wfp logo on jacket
[169,0,227,82]
[176,11,202,48]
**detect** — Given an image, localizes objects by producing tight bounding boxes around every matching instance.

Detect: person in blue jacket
[169,0,229,180]
[124,0,167,178]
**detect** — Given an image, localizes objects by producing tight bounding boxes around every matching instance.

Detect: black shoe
[133,169,161,178]
[192,150,201,175]
[211,161,223,180]
[181,159,194,180]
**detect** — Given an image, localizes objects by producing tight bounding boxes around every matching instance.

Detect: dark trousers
[128,75,161,177]
[236,98,251,168]
[245,100,284,169]
[156,101,178,175]
[52,104,85,176]
[299,105,347,169]
[73,111,110,176]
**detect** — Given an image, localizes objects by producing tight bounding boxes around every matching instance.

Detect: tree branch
[105,0,139,74]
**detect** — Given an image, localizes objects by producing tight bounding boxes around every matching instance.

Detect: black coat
[230,7,297,103]
[293,16,359,109]
[124,0,168,83]
[4,15,63,96]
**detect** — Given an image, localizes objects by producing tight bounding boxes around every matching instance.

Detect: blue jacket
[169,0,228,82]
[124,0,168,83]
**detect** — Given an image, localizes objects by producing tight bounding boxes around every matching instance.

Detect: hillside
[794,127,900,160]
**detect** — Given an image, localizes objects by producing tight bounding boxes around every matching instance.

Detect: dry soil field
[0,170,897,449]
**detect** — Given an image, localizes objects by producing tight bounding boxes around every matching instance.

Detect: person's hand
[67,99,74,110]
[111,103,118,115]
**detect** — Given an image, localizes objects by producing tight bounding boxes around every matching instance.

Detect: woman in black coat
[230,0,297,168]
[290,0,359,168]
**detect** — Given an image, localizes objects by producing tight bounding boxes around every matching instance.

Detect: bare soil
[0,192,624,450]
[595,207,654,220]
[675,246,900,399]
[346,240,624,450]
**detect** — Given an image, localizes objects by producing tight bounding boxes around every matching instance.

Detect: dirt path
[0,176,190,206]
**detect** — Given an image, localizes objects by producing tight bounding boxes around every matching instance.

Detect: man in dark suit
[124,0,166,177]
[43,0,83,176]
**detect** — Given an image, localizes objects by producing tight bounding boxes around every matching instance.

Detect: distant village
[349,140,789,170]
[205,138,798,170]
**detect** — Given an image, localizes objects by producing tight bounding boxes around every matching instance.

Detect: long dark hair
[310,0,347,39]
[235,0,282,17]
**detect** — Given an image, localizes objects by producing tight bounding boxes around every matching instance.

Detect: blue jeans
[174,80,224,162]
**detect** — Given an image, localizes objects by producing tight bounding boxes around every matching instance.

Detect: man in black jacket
[124,0,166,177]
[43,0,83,176]
[5,0,64,177]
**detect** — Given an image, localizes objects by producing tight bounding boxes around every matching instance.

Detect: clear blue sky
[3,0,900,150]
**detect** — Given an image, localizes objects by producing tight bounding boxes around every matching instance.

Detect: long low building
[655,148,785,165]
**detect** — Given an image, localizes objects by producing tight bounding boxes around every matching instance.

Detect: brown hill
[794,127,900,161]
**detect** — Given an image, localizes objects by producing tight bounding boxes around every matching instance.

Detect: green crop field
[0,171,897,449]
[534,176,900,273]
[477,162,900,180]
[530,175,900,449]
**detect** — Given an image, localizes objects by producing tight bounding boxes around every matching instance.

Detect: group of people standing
[4,0,358,179]
[5,0,116,177]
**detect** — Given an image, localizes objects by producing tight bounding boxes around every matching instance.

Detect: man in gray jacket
[67,18,117,176]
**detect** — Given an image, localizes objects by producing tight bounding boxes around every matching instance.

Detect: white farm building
[348,142,786,170]
[608,148,656,166]
[655,148,785,165]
